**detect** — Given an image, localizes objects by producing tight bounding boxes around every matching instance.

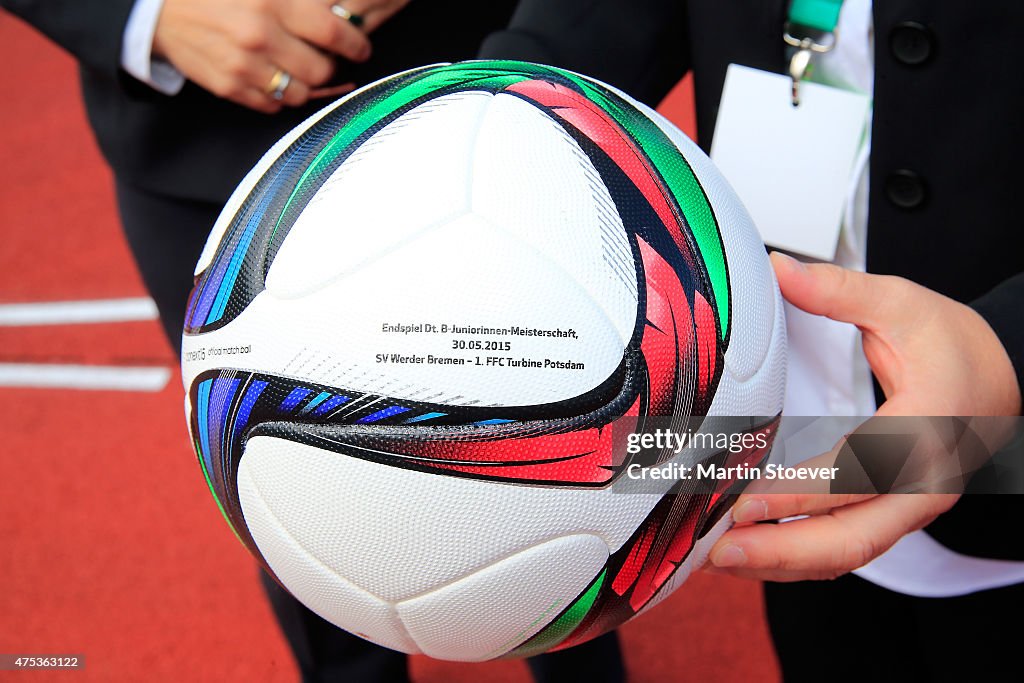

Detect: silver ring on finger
[265,69,292,101]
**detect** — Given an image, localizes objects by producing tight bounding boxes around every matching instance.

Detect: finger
[224,53,309,109]
[709,493,954,579]
[266,26,336,88]
[280,0,372,62]
[769,251,914,330]
[731,492,877,524]
[168,42,275,114]
[203,60,283,113]
[734,405,960,523]
[231,86,285,115]
[731,430,877,521]
[703,564,845,582]
[255,62,313,107]
[278,75,311,107]
[737,432,853,503]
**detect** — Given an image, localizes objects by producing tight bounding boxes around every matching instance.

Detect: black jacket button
[890,21,934,65]
[885,170,927,209]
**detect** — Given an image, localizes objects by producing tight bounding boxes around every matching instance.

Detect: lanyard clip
[784,23,838,106]
[789,46,813,106]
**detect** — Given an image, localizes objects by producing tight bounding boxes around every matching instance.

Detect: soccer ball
[181,61,785,661]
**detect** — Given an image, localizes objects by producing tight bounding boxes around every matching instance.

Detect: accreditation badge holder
[710,63,870,261]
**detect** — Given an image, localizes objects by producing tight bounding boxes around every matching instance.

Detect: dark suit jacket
[480,0,1024,559]
[1,0,517,203]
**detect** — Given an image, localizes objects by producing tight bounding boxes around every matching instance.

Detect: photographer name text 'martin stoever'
[625,461,839,482]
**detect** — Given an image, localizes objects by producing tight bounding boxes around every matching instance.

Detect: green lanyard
[789,0,844,33]
[785,0,845,105]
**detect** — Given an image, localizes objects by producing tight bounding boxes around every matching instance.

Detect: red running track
[0,11,780,682]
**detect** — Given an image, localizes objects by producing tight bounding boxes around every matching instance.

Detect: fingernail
[712,544,747,568]
[733,499,768,524]
[772,251,806,272]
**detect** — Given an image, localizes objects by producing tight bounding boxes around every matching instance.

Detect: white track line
[0,297,158,326]
[0,364,171,392]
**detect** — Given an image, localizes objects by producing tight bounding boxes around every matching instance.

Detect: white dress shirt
[121,0,185,95]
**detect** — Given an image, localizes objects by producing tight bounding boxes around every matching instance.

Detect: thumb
[770,251,893,329]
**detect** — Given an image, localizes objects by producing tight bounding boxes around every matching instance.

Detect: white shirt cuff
[121,0,186,95]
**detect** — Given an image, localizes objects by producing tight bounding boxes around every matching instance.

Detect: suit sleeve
[971,273,1024,413]
[477,0,691,107]
[1,0,138,77]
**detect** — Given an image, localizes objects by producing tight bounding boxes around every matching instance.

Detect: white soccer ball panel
[265,91,490,300]
[236,461,421,654]
[395,533,608,661]
[237,436,660,603]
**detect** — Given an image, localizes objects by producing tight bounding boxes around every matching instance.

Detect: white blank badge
[711,63,871,260]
